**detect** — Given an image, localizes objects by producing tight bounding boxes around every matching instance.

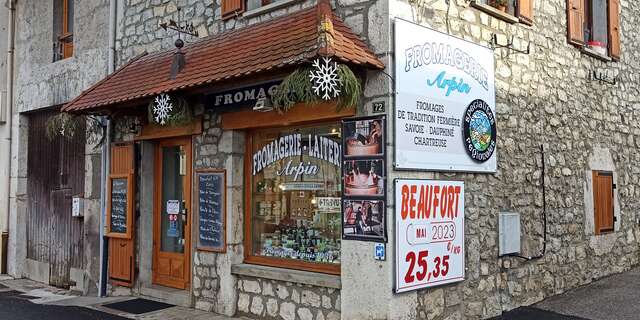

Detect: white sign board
[167,200,180,215]
[317,197,341,212]
[394,19,497,172]
[395,179,465,293]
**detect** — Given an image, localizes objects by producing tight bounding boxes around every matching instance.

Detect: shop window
[592,171,614,235]
[471,0,533,25]
[53,0,74,61]
[246,122,342,274]
[567,0,620,60]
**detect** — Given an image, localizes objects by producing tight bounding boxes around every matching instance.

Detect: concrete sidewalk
[0,277,248,320]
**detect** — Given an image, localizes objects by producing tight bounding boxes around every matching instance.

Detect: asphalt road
[493,307,590,320]
[496,267,640,320]
[0,290,127,320]
[535,268,640,320]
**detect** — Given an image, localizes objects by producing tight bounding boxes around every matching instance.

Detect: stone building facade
[5,0,639,320]
[5,0,111,293]
[105,0,640,319]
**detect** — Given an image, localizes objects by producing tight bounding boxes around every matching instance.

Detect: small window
[584,0,608,48]
[53,0,74,61]
[480,0,517,16]
[246,122,342,274]
[567,0,621,60]
[472,0,533,25]
[246,0,285,11]
[592,171,614,235]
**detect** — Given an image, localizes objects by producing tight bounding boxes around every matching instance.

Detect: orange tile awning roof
[62,1,384,113]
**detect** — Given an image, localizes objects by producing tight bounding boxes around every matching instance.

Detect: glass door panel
[160,145,186,253]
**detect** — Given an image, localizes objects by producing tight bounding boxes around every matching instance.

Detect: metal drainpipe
[2,0,17,275]
[99,0,117,296]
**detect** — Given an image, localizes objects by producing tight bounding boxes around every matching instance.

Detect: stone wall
[115,0,318,67]
[236,276,340,320]
[191,110,245,316]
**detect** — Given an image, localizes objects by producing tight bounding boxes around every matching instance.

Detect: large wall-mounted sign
[341,116,387,242]
[394,19,497,172]
[395,179,465,293]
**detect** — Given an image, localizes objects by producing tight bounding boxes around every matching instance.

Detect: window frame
[470,0,533,25]
[54,0,74,60]
[567,0,620,61]
[222,0,299,20]
[243,122,342,276]
[583,0,608,51]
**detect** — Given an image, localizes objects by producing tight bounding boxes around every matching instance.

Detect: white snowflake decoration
[152,93,173,125]
[309,57,342,100]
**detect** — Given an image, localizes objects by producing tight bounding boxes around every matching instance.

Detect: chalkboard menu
[110,178,128,234]
[196,170,226,252]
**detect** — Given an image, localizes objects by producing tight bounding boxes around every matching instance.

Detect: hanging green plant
[45,113,105,146]
[148,93,192,126]
[271,59,362,112]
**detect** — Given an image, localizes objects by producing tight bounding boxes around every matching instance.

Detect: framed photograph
[195,169,226,253]
[342,199,386,242]
[342,116,386,158]
[343,159,385,197]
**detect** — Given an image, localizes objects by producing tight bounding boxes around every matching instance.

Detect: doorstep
[139,284,192,308]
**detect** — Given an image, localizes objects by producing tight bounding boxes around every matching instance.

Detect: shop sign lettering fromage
[394,19,497,172]
[206,81,281,108]
[252,133,341,181]
[395,179,465,293]
[405,43,489,92]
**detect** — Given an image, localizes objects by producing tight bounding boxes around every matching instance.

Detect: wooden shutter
[593,171,614,234]
[567,0,584,46]
[108,143,136,287]
[517,0,534,25]
[608,0,621,60]
[106,143,135,239]
[221,0,244,19]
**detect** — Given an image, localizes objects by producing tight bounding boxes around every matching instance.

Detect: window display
[249,123,342,269]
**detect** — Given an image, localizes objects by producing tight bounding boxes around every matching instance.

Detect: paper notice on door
[167,220,179,237]
[167,200,180,215]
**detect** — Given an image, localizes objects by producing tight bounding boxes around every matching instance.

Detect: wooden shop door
[153,137,192,289]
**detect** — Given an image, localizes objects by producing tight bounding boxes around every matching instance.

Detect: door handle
[120,243,127,248]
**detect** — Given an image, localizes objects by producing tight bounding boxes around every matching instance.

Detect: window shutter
[608,0,621,60]
[222,0,244,19]
[517,0,534,25]
[567,0,584,46]
[107,143,135,239]
[593,171,614,234]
